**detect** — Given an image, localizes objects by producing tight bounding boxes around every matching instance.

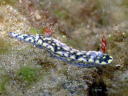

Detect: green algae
[0,0,17,5]
[0,76,9,93]
[0,38,11,54]
[17,66,40,83]
[29,27,42,34]
[0,69,10,94]
[54,9,68,19]
[16,65,51,88]
[121,0,128,7]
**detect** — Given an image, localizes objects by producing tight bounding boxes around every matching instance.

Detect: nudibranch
[8,32,113,67]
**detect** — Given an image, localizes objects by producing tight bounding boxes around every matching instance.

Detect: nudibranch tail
[8,32,35,43]
[8,32,113,68]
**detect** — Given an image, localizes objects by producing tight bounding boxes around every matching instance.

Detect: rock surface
[0,0,128,96]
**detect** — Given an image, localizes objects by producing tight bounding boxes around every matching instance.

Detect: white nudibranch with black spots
[8,32,113,67]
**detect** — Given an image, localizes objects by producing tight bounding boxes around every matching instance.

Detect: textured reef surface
[0,0,128,96]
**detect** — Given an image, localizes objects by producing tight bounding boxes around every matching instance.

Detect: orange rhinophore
[43,27,53,36]
[101,36,107,53]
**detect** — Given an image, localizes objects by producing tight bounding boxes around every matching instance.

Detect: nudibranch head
[95,54,113,65]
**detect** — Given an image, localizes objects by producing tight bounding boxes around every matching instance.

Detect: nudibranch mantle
[8,32,113,67]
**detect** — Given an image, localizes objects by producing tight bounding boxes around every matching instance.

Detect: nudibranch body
[8,32,113,67]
